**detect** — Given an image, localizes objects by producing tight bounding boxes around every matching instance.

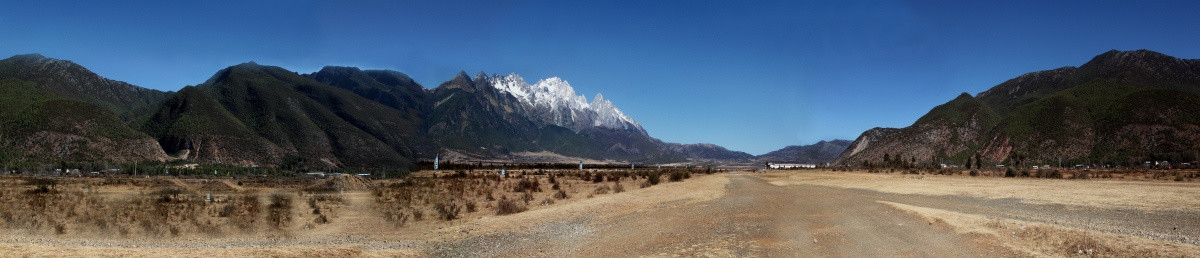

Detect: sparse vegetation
[0,167,708,240]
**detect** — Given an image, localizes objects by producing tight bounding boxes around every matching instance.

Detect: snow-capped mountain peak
[492,73,532,102]
[489,73,643,133]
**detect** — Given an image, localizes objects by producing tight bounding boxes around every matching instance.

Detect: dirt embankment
[303,175,374,192]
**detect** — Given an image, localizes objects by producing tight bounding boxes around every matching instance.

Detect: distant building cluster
[768,163,816,169]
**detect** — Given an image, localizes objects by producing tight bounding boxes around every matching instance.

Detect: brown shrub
[513,178,541,193]
[382,209,409,227]
[266,194,292,229]
[522,191,535,204]
[593,185,610,195]
[668,171,687,182]
[465,200,477,213]
[434,200,461,221]
[412,209,424,221]
[496,196,527,215]
[607,175,621,182]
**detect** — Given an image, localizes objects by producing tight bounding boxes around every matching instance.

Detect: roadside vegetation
[371,168,707,227]
[839,149,1199,182]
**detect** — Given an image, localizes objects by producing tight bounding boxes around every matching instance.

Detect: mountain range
[757,140,852,164]
[835,49,1200,167]
[3,54,808,170]
[9,49,1183,171]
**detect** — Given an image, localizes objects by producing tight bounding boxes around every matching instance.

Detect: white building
[768,163,816,169]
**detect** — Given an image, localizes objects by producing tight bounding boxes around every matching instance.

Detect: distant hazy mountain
[758,140,852,164]
[663,143,754,161]
[836,49,1200,167]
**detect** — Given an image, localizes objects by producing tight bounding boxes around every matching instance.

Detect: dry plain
[0,169,1198,257]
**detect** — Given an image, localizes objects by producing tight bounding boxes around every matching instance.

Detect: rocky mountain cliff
[836,49,1200,167]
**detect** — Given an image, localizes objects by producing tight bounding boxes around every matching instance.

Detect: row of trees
[858,152,988,170]
[860,149,1199,171]
[412,160,654,171]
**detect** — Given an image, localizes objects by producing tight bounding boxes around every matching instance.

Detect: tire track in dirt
[465,174,1012,257]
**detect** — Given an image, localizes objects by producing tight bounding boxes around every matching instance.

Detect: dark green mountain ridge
[837,49,1200,167]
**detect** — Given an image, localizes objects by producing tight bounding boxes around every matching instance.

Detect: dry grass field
[2,168,1198,257]
[762,169,1200,257]
[760,169,1200,211]
[0,169,719,257]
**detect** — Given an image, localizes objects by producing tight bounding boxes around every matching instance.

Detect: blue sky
[3,1,1199,155]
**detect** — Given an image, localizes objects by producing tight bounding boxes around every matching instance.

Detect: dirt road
[439,173,1013,257]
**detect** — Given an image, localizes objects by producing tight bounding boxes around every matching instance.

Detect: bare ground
[433,173,1014,257]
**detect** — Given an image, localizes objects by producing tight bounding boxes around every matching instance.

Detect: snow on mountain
[490,73,644,133]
